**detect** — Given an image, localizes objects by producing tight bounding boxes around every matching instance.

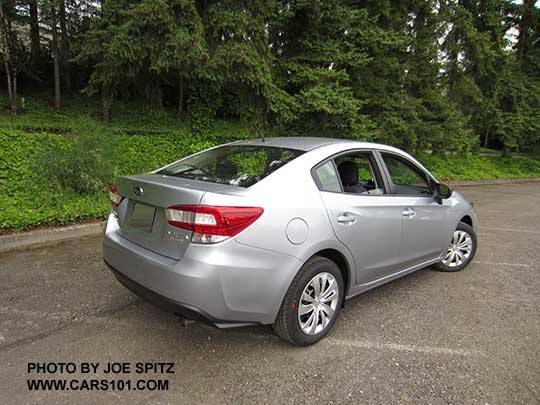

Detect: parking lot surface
[1,183,539,404]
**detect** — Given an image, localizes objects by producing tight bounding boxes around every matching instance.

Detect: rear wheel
[273,256,344,346]
[434,222,477,272]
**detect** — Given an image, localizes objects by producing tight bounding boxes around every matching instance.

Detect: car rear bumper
[105,260,238,326]
[102,214,302,326]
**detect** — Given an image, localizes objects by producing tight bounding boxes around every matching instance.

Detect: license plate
[127,203,155,233]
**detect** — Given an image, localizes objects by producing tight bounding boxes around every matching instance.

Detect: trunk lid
[115,174,237,259]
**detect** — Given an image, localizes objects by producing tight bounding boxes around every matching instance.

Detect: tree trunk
[319,111,329,130]
[29,0,40,64]
[12,70,17,111]
[0,3,16,111]
[59,0,71,93]
[196,0,208,17]
[2,54,16,111]
[177,77,184,117]
[51,5,61,110]
[516,27,526,65]
[102,83,111,122]
[516,0,532,65]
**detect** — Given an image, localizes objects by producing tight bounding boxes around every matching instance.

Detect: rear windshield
[157,145,304,188]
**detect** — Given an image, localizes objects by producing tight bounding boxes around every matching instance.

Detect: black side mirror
[434,183,452,204]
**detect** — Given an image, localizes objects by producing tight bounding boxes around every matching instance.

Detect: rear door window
[313,161,341,192]
[312,151,386,195]
[334,154,384,195]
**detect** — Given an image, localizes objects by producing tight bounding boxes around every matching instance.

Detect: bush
[40,125,120,195]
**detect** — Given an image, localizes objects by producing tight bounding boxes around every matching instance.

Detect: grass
[1,93,539,232]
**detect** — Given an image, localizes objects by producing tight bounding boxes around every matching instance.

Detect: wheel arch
[460,215,473,227]
[309,248,352,299]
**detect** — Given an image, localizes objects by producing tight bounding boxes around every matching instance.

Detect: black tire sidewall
[284,257,344,346]
[436,222,477,272]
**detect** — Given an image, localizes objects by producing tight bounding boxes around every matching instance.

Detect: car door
[313,150,404,286]
[378,152,450,268]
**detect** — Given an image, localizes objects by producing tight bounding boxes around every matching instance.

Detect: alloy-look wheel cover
[442,230,473,267]
[297,272,339,335]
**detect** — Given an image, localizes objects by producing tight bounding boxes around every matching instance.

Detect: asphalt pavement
[1,182,539,404]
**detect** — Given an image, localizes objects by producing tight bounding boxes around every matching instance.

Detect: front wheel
[273,256,344,346]
[434,222,477,272]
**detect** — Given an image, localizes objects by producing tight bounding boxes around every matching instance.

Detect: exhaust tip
[179,317,197,327]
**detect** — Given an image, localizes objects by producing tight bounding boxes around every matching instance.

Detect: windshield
[158,144,305,188]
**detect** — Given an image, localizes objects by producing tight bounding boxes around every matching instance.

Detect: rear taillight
[166,205,264,244]
[108,183,121,207]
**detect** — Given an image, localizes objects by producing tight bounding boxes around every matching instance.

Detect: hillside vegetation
[1,95,539,232]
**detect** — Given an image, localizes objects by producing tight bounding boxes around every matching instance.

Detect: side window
[381,153,432,196]
[313,161,341,192]
[334,153,385,195]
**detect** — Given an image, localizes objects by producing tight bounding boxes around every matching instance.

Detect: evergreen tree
[271,0,370,137]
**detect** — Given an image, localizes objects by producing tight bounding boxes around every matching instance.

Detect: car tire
[273,256,344,346]
[433,222,477,272]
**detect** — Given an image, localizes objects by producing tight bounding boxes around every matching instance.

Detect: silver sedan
[103,137,478,346]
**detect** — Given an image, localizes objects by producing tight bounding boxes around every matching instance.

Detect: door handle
[402,207,416,218]
[337,213,357,224]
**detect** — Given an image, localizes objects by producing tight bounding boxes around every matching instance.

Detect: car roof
[231,137,400,153]
[230,137,436,181]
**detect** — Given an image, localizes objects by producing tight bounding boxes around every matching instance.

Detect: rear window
[158,145,304,188]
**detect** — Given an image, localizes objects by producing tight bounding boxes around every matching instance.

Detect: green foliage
[0,92,255,142]
[0,126,215,231]
[39,125,120,195]
[3,0,540,152]
[420,153,540,181]
[494,66,540,152]
[1,103,540,232]
[0,128,111,230]
[271,0,373,137]
[440,0,540,153]
[188,80,219,137]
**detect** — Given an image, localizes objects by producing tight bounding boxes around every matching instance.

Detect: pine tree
[270,0,371,137]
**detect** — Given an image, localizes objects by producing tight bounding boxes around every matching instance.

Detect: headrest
[216,159,237,178]
[337,161,358,186]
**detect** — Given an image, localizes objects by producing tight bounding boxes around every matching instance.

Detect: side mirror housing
[434,183,452,204]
